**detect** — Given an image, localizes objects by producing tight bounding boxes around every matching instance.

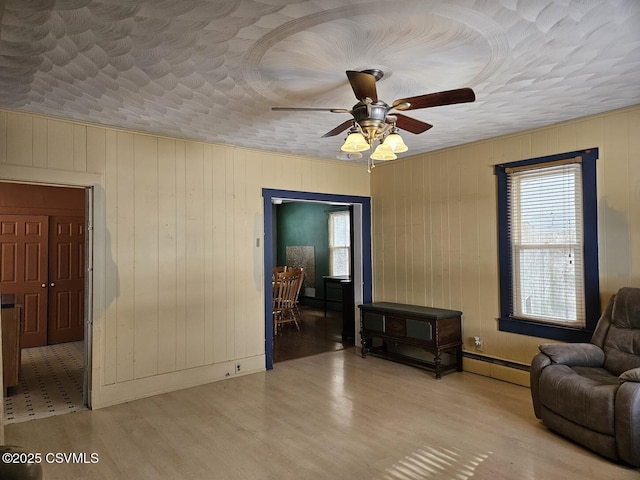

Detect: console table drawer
[384,315,407,337]
[362,312,384,332]
[406,318,433,342]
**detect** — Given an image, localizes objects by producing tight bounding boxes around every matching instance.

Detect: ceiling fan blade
[392,88,475,110]
[322,119,354,138]
[346,70,378,102]
[394,114,433,134]
[272,107,350,113]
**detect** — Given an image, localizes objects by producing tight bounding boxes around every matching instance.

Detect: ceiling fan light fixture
[371,143,397,161]
[384,132,408,153]
[272,70,476,171]
[341,131,370,152]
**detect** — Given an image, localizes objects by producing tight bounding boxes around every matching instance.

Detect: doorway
[0,183,85,347]
[262,189,372,370]
[1,214,85,347]
[0,182,89,422]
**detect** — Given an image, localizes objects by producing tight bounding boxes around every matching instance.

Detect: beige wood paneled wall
[371,105,640,385]
[0,109,370,408]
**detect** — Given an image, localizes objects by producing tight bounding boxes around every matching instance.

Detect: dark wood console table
[322,275,354,342]
[322,275,351,316]
[359,302,463,379]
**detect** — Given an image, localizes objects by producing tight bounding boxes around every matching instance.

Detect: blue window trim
[262,188,372,369]
[494,148,600,342]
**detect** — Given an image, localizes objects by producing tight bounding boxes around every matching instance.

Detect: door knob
[41,283,46,288]
[50,282,55,287]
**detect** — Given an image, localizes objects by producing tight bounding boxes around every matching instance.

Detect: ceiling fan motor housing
[352,101,389,140]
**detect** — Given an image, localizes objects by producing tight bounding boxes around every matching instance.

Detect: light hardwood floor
[5,349,639,479]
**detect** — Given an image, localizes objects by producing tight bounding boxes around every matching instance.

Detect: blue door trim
[262,188,372,370]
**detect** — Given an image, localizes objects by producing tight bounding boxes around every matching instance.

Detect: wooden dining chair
[288,267,305,323]
[272,266,287,281]
[272,269,301,335]
[273,265,287,275]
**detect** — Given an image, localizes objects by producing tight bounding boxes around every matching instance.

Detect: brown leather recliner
[530,287,640,466]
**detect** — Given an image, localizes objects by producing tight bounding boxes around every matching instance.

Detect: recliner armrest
[538,343,605,367]
[616,380,640,466]
[620,367,640,383]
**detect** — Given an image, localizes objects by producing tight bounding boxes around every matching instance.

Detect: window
[495,148,600,342]
[329,211,350,276]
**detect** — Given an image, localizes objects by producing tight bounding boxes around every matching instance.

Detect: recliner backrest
[603,287,640,375]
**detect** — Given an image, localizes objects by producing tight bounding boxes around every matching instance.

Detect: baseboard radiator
[463,351,530,372]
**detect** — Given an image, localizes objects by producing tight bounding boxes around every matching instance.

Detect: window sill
[498,317,593,342]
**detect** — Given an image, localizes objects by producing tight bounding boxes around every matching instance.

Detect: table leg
[434,353,442,379]
[323,278,327,317]
[361,335,367,358]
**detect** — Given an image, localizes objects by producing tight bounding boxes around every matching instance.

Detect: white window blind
[329,211,350,276]
[507,159,585,326]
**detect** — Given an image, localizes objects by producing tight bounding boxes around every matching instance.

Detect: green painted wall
[275,202,348,298]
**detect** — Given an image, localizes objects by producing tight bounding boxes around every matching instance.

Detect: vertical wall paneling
[74,125,88,172]
[371,166,384,300]
[423,158,434,307]
[224,149,236,361]
[379,166,396,299]
[48,120,75,171]
[7,113,33,166]
[430,154,445,306]
[0,111,6,163]
[211,145,228,364]
[174,141,187,371]
[202,145,215,366]
[557,123,577,153]
[233,149,248,360]
[302,158,319,192]
[33,117,47,168]
[184,142,206,368]
[447,149,463,310]
[86,126,106,175]
[103,129,118,385]
[133,135,159,379]
[395,161,408,303]
[458,145,481,351]
[409,157,426,307]
[245,150,265,356]
[115,131,135,382]
[476,142,500,356]
[530,130,549,158]
[602,113,629,297]
[157,138,178,374]
[576,119,604,152]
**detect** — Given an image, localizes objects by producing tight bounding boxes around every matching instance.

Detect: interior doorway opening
[262,189,372,370]
[0,181,92,423]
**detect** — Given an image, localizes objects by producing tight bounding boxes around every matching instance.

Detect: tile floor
[4,341,86,424]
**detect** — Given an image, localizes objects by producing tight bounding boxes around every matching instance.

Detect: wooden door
[47,216,85,344]
[0,215,49,348]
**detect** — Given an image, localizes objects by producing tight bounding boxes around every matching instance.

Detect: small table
[322,275,351,317]
[1,294,21,394]
[359,302,463,379]
[323,275,355,342]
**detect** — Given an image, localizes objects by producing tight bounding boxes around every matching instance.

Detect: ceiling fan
[272,69,475,170]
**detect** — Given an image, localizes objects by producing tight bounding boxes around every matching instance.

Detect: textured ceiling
[1,0,639,163]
